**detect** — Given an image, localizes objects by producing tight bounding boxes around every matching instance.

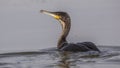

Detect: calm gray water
[0,0,120,68]
[1,0,120,51]
[0,46,120,68]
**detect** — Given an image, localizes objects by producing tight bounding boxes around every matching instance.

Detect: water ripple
[0,46,120,68]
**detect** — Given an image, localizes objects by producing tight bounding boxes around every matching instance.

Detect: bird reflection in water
[56,51,79,68]
[57,52,71,68]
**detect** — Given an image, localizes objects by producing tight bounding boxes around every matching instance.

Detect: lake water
[0,0,120,68]
[0,46,120,68]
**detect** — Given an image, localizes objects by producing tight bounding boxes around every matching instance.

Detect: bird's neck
[57,19,71,49]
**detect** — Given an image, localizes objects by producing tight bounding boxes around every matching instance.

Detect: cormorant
[40,10,100,52]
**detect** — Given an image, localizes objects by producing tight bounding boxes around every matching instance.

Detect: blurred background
[0,0,120,52]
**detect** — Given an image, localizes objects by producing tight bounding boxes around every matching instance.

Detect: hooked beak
[40,10,60,19]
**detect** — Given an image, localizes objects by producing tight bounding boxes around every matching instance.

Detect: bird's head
[40,10,71,24]
[40,10,71,47]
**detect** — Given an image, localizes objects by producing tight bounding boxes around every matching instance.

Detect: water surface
[0,46,120,68]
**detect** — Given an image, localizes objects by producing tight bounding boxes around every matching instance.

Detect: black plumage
[41,10,100,52]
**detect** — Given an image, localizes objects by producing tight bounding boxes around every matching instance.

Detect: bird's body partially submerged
[41,10,100,52]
